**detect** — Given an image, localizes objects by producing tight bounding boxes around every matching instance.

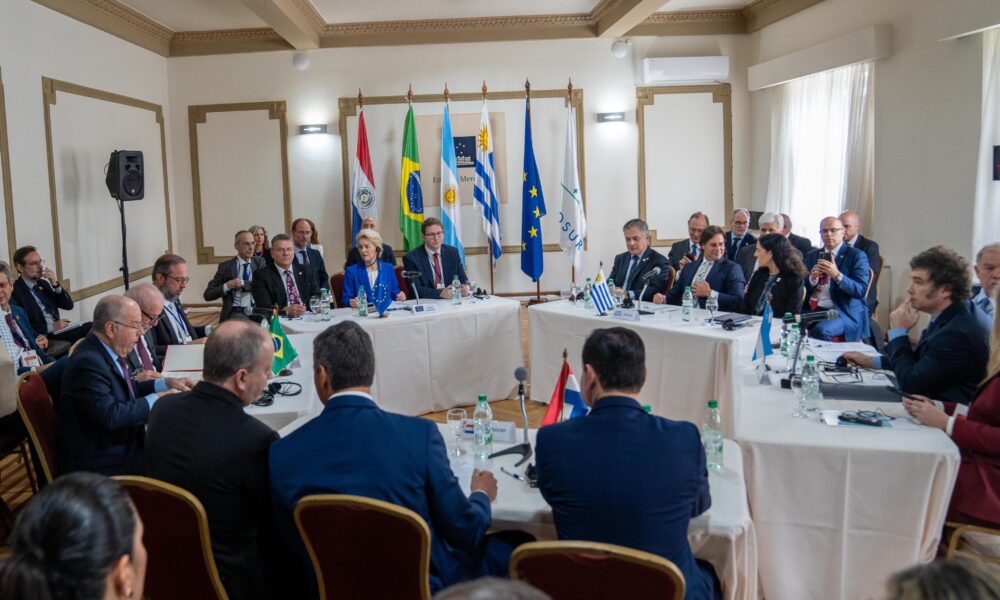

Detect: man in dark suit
[840,210,881,312]
[150,253,207,363]
[536,327,720,600]
[724,208,756,261]
[345,217,396,269]
[732,211,788,280]
[251,234,318,322]
[204,230,268,322]
[10,245,88,357]
[58,295,186,476]
[608,219,669,303]
[291,218,329,293]
[668,212,710,272]
[269,321,527,594]
[844,246,989,405]
[659,226,746,312]
[781,213,816,257]
[402,217,469,300]
[804,216,871,341]
[124,284,164,373]
[146,320,279,600]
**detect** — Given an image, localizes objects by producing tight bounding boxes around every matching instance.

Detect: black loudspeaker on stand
[105,150,144,289]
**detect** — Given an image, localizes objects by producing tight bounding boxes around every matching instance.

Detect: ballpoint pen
[500,467,525,482]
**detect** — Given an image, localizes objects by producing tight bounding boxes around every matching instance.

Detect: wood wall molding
[32,0,172,56]
[41,76,172,299]
[627,9,745,36]
[188,101,292,264]
[743,0,824,32]
[0,69,15,264]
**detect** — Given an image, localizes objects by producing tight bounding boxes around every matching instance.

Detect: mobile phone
[819,251,832,262]
[684,253,696,261]
[885,385,921,401]
[838,413,883,427]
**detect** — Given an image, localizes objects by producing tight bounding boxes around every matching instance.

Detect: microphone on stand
[637,267,662,313]
[400,271,423,306]
[783,309,838,325]
[489,367,533,466]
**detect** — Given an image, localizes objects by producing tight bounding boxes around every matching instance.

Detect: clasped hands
[349,291,407,308]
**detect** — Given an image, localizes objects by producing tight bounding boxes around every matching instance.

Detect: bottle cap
[586,277,592,282]
[790,324,798,330]
[707,399,718,409]
[478,394,488,402]
[685,286,691,291]
[784,312,792,318]
[641,404,652,413]
[806,355,815,362]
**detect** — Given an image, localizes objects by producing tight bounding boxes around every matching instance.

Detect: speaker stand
[116,198,130,290]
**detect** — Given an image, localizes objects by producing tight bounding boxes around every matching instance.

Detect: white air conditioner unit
[642,56,730,85]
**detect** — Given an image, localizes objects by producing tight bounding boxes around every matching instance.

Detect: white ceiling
[659,0,751,11]
[119,0,266,31]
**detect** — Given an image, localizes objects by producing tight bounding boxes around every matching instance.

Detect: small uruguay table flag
[753,303,774,384]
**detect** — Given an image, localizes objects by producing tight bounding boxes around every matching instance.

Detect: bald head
[92,295,143,356]
[124,283,164,314]
[839,210,862,242]
[202,320,273,404]
[819,216,845,250]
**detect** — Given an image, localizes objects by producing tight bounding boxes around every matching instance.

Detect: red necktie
[433,252,443,287]
[136,338,154,371]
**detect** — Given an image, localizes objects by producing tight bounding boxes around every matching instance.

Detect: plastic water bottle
[682,286,694,322]
[702,400,723,472]
[583,278,594,310]
[472,394,493,459]
[451,275,462,306]
[800,356,822,416]
[607,278,617,306]
[320,287,332,319]
[786,324,800,370]
[780,313,793,358]
[357,288,368,317]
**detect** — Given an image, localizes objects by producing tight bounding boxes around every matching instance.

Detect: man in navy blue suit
[402,217,470,300]
[10,245,89,357]
[842,246,989,405]
[291,218,329,293]
[804,216,871,341]
[58,295,187,476]
[724,208,756,261]
[269,321,527,593]
[608,219,670,303]
[658,225,745,312]
[536,327,720,600]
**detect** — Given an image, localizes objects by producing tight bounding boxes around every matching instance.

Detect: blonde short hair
[356,228,383,250]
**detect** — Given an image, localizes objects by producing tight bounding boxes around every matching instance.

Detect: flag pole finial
[358,89,364,108]
[562,348,568,361]
[567,78,574,107]
[406,84,413,103]
[443,83,449,103]
[481,80,488,100]
[525,79,531,106]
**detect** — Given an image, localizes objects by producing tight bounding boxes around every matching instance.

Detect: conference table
[441,424,758,600]
[529,300,759,436]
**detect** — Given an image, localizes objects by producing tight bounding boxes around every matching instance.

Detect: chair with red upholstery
[15,372,56,488]
[510,540,685,600]
[294,494,431,600]
[395,265,410,299]
[329,272,345,308]
[115,476,228,600]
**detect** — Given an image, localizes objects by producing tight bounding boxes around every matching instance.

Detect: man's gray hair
[732,208,750,220]
[688,211,710,226]
[92,295,130,331]
[0,261,13,283]
[314,321,375,391]
[976,242,1000,264]
[202,321,270,383]
[622,219,649,236]
[433,577,552,600]
[758,212,784,230]
[123,283,160,310]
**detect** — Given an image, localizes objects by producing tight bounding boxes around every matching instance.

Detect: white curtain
[973,28,1000,255]
[765,62,874,245]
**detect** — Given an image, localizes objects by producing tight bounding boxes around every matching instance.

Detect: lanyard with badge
[165,302,192,343]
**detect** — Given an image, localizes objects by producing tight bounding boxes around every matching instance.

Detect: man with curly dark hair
[844,246,989,404]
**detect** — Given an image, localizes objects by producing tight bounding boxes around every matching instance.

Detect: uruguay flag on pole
[559,103,587,271]
[399,103,424,251]
[440,103,465,265]
[753,303,774,362]
[541,354,588,426]
[520,98,545,281]
[591,269,614,316]
[350,108,377,242]
[474,101,502,261]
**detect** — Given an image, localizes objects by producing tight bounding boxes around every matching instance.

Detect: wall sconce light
[299,124,328,134]
[597,112,625,123]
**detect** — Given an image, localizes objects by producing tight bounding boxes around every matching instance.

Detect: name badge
[613,308,641,322]
[412,304,438,314]
[20,350,41,369]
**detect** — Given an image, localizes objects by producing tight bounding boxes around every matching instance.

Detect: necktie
[117,356,136,399]
[242,262,250,283]
[691,244,699,259]
[136,338,154,371]
[623,255,640,291]
[35,284,59,320]
[731,237,741,259]
[433,252,443,287]
[4,313,27,349]
[299,250,309,266]
[284,269,301,305]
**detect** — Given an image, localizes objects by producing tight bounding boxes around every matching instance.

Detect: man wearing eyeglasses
[724,208,756,261]
[803,216,871,341]
[204,230,267,322]
[151,253,206,363]
[402,217,469,300]
[58,295,187,476]
[10,245,90,358]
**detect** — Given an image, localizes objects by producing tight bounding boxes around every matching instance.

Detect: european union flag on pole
[520,95,545,281]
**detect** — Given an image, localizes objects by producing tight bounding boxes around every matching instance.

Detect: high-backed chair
[395,265,410,299]
[662,266,677,296]
[294,494,431,600]
[946,521,1000,565]
[0,351,35,493]
[329,272,345,309]
[115,476,228,600]
[510,541,686,600]
[15,372,56,488]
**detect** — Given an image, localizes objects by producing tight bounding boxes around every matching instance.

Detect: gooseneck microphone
[489,367,533,466]
[783,309,838,325]
[639,266,662,282]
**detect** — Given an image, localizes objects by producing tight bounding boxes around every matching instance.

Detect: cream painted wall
[748,0,1000,310]
[0,0,170,321]
[166,34,752,299]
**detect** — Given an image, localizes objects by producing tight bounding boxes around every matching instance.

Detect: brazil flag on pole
[270,316,298,375]
[399,104,424,251]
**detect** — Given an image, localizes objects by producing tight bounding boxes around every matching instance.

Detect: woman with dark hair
[742,233,807,317]
[0,472,147,600]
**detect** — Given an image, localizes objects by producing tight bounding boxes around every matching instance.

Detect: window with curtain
[973,27,1000,256]
[765,61,874,246]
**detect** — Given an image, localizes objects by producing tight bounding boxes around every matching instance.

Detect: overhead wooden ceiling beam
[595,0,668,38]
[237,0,322,49]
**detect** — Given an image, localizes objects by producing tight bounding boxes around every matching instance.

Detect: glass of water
[446,408,467,456]
[309,296,322,318]
[467,279,477,301]
[705,295,719,323]
[569,283,580,303]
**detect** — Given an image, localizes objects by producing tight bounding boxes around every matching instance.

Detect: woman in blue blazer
[342,229,406,309]
[0,264,53,374]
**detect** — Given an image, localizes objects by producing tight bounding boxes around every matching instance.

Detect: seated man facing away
[146,320,279,600]
[803,216,870,341]
[269,321,530,593]
[844,246,989,405]
[659,225,745,311]
[536,327,720,600]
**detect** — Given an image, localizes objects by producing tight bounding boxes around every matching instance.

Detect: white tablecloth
[528,300,760,436]
[441,424,757,600]
[735,366,960,600]
[280,297,523,415]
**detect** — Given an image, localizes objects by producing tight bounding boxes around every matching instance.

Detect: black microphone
[783,309,838,325]
[401,270,422,279]
[514,366,528,383]
[639,267,662,282]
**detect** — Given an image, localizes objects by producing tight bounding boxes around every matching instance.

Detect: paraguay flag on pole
[541,355,588,426]
[559,103,587,271]
[474,100,503,261]
[520,98,545,281]
[440,103,465,265]
[399,103,424,252]
[350,108,377,242]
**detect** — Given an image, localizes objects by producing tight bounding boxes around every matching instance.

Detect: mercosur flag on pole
[559,104,587,271]
[399,102,424,251]
[440,102,465,265]
[474,100,503,262]
[350,108,377,242]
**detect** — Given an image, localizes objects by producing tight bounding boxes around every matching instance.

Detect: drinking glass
[705,295,719,323]
[467,279,477,302]
[446,408,467,456]
[613,287,625,307]
[309,296,322,318]
[569,283,581,303]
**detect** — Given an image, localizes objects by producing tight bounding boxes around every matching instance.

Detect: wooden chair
[294,494,431,600]
[115,476,228,600]
[68,338,85,356]
[662,266,676,296]
[328,272,345,309]
[946,521,1000,565]
[15,372,56,488]
[510,541,686,600]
